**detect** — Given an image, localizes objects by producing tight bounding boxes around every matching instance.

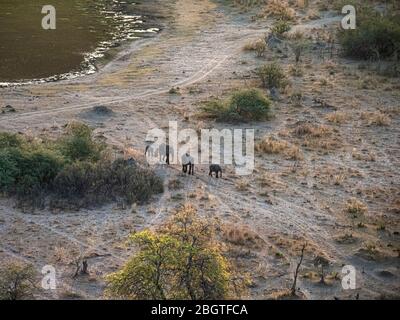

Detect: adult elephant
[145,142,174,165]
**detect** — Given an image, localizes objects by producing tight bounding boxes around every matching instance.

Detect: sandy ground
[0,0,399,299]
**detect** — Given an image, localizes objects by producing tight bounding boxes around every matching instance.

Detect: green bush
[271,20,291,36]
[0,149,19,191]
[51,161,96,201]
[0,125,163,209]
[105,205,233,300]
[201,89,271,122]
[256,63,287,88]
[339,10,400,61]
[0,133,22,149]
[0,147,64,203]
[59,122,104,162]
[51,158,164,209]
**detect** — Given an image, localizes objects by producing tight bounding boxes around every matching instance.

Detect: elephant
[181,152,194,175]
[209,164,222,178]
[145,142,174,164]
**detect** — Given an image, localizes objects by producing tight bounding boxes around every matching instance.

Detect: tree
[286,31,310,64]
[0,261,37,300]
[162,205,230,300]
[291,243,306,295]
[105,205,232,300]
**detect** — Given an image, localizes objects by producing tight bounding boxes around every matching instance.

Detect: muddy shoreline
[0,0,167,86]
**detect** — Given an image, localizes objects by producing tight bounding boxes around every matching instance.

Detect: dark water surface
[0,0,157,83]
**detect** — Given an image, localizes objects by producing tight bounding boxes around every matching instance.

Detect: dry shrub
[356,242,386,261]
[292,123,332,138]
[346,198,368,216]
[325,112,348,124]
[289,64,304,77]
[306,9,321,20]
[292,122,341,150]
[361,111,391,126]
[333,174,346,186]
[256,136,288,154]
[351,148,376,162]
[285,145,303,160]
[243,41,256,51]
[235,179,250,191]
[0,261,37,300]
[168,179,183,190]
[222,224,263,248]
[257,173,286,190]
[243,39,266,57]
[289,91,303,106]
[256,136,303,160]
[265,0,296,21]
[288,32,309,63]
[335,233,358,245]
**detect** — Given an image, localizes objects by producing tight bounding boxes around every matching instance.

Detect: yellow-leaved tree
[105,205,239,300]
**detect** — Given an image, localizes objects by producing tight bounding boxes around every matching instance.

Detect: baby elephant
[209,164,222,178]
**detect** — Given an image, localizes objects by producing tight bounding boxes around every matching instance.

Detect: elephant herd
[145,143,222,178]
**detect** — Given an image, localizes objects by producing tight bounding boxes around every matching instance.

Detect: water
[0,0,158,83]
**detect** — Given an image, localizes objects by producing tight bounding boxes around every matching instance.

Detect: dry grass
[351,148,376,162]
[291,122,340,150]
[333,174,346,186]
[346,198,368,216]
[289,64,304,77]
[265,289,294,300]
[325,111,349,124]
[168,179,183,190]
[292,123,332,138]
[285,145,303,160]
[356,242,384,261]
[265,0,296,21]
[53,246,74,264]
[257,172,287,190]
[256,136,289,154]
[306,9,321,20]
[361,111,391,126]
[289,91,303,107]
[256,136,303,160]
[235,179,250,191]
[243,38,266,57]
[335,233,358,245]
[222,224,263,248]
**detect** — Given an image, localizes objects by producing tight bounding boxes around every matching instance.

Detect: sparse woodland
[0,0,399,300]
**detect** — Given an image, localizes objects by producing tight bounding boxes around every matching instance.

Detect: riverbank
[0,0,163,85]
